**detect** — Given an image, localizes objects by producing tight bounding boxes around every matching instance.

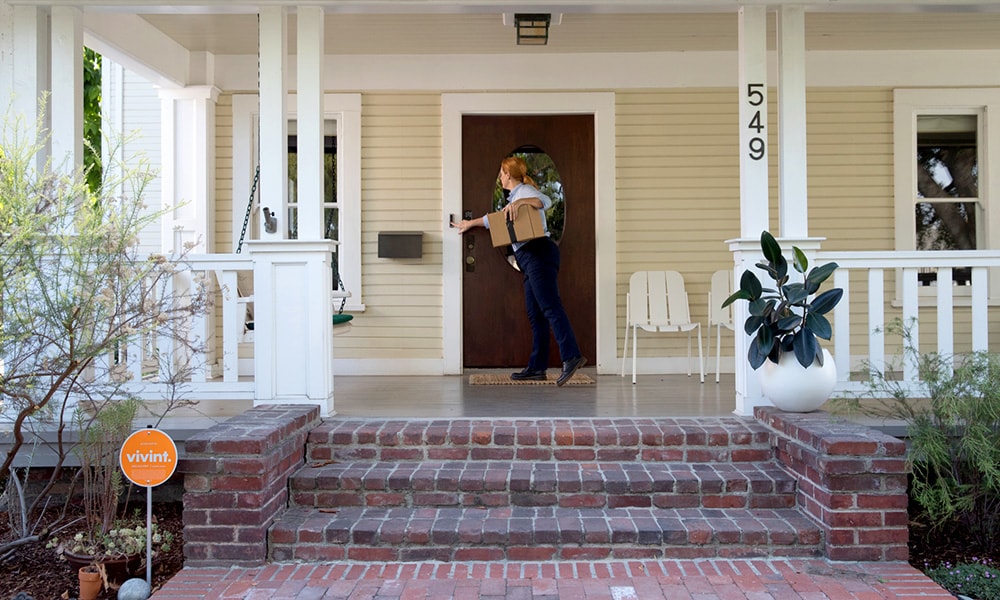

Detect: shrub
[834,319,1000,554]
[925,558,1000,600]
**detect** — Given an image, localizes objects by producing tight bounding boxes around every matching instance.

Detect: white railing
[815,249,1000,397]
[115,254,255,402]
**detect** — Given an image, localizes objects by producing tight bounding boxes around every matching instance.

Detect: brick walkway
[150,559,953,599]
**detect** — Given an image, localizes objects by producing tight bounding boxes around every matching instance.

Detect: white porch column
[7,5,49,137]
[258,6,288,240]
[49,5,82,174]
[296,5,325,241]
[778,6,809,238]
[158,85,220,253]
[247,240,337,416]
[731,6,770,416]
[0,1,10,107]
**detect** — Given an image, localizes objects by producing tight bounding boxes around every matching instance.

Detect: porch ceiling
[135,11,1000,55]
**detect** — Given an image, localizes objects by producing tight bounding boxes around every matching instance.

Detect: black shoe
[557,356,587,387]
[511,367,547,381]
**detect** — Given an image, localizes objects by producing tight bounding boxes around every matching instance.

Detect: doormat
[469,373,595,385]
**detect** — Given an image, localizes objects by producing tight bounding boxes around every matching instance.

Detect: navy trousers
[513,237,582,370]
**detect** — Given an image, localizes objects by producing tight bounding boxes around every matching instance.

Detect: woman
[454,156,586,386]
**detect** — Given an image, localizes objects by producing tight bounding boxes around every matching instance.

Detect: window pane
[287,134,337,241]
[493,147,565,242]
[916,114,977,199]
[915,201,977,251]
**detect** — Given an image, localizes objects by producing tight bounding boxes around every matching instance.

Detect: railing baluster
[936,267,954,374]
[833,269,850,383]
[972,267,989,352]
[901,268,920,385]
[867,268,885,378]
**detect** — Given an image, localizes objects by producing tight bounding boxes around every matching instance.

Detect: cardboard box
[486,204,546,248]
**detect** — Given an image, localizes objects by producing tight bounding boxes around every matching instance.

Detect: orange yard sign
[120,428,178,487]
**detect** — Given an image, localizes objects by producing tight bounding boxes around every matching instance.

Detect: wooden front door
[461,115,595,368]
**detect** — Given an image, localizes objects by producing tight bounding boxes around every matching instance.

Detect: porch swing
[235,165,354,334]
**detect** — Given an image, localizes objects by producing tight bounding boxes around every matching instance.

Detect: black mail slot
[378,231,423,259]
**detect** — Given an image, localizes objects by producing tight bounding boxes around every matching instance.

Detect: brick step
[306,418,774,464]
[289,460,797,510]
[268,505,824,562]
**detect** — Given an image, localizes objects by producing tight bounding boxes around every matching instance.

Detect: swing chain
[236,165,260,254]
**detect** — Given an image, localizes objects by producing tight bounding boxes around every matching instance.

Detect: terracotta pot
[78,565,102,600]
[65,550,144,586]
[758,348,837,412]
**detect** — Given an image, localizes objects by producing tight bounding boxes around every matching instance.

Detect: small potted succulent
[722,231,843,411]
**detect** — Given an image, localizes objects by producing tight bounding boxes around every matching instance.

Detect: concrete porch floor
[330,369,739,419]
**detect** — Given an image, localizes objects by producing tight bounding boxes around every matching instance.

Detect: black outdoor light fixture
[514,13,550,45]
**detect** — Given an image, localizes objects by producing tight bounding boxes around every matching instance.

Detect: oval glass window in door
[493,146,565,245]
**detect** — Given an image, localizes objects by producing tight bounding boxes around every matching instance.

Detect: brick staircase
[180,406,910,567]
[270,418,823,562]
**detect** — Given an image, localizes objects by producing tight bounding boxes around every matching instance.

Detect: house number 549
[746,83,765,160]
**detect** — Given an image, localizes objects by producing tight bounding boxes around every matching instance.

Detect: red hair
[501,156,537,187]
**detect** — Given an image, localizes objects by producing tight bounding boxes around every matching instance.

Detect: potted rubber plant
[721,230,843,411]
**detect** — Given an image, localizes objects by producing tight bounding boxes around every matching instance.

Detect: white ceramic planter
[758,348,837,412]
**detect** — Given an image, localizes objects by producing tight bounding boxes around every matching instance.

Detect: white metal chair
[707,269,735,383]
[621,270,704,384]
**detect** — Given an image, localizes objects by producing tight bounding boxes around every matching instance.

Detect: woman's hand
[503,197,542,221]
[452,218,479,234]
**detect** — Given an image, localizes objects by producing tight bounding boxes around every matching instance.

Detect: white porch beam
[50,6,82,174]
[732,5,769,417]
[296,5,325,241]
[83,13,188,88]
[258,6,289,240]
[777,5,809,238]
[159,85,220,254]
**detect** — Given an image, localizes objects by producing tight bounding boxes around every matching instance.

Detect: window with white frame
[894,89,1000,297]
[232,93,363,311]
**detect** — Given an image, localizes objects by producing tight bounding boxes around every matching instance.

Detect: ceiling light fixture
[514,13,550,46]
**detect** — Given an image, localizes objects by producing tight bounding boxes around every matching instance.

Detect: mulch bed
[0,501,184,600]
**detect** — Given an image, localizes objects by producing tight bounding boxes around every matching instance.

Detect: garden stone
[117,578,151,600]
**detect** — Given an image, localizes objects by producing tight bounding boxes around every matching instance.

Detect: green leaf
[773,254,788,281]
[806,312,832,340]
[748,343,767,370]
[743,314,763,335]
[760,231,782,264]
[777,314,802,333]
[792,246,808,274]
[810,288,843,315]
[749,328,774,370]
[783,283,808,305]
[805,262,838,293]
[748,298,769,318]
[792,329,818,368]
[720,289,752,308]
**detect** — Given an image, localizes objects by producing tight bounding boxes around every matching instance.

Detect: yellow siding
[215,94,234,253]
[616,89,742,358]
[806,88,894,252]
[338,93,443,359]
